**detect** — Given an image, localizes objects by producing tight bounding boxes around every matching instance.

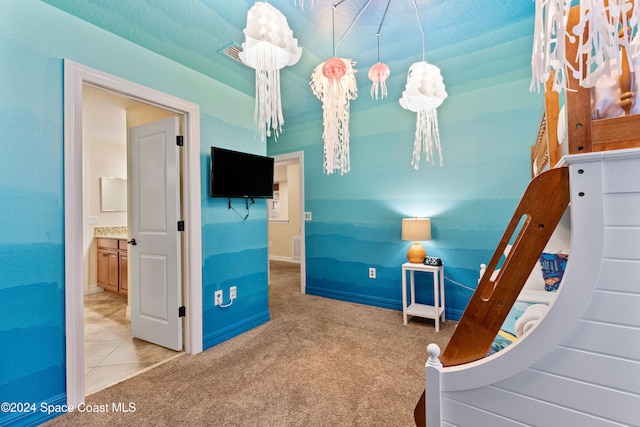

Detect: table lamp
[402,217,431,263]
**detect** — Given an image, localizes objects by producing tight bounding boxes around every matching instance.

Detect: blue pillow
[539,253,569,291]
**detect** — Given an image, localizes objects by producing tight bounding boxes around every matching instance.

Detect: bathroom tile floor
[84,292,182,395]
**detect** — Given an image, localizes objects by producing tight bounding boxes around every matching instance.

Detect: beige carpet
[45,261,455,426]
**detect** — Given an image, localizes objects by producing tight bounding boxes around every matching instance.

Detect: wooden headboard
[532,2,640,176]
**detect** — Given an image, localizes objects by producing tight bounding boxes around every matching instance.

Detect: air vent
[220,43,245,66]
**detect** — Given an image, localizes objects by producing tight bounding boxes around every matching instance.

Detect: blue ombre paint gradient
[0,2,268,425]
[269,7,541,321]
[201,199,271,348]
[1,1,541,425]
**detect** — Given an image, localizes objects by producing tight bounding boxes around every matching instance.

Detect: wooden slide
[414,166,570,426]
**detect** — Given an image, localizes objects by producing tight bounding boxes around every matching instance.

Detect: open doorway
[81,86,183,394]
[268,152,306,293]
[64,60,203,406]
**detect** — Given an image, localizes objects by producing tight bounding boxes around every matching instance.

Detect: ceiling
[43,0,536,121]
[83,85,178,145]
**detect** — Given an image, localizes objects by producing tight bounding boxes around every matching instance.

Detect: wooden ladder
[414,166,570,426]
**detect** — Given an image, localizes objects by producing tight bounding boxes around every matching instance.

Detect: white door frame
[273,151,306,294]
[64,60,203,406]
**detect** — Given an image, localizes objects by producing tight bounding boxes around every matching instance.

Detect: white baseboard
[269,255,301,264]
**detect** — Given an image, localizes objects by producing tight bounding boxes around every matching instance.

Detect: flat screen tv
[210,147,275,198]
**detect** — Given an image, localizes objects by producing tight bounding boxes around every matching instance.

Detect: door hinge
[177,220,185,231]
[176,135,184,146]
[179,306,186,317]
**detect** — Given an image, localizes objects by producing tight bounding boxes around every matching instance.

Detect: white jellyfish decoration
[239,1,302,142]
[399,61,448,169]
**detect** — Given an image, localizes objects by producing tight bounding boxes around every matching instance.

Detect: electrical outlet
[369,267,376,279]
[230,286,237,300]
[214,290,223,306]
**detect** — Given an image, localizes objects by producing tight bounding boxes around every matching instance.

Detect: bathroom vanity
[97,237,128,297]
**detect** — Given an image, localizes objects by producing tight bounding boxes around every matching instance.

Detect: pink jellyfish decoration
[322,57,348,97]
[310,57,358,175]
[368,62,390,100]
[322,57,347,79]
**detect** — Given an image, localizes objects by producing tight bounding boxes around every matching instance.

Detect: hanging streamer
[531,0,640,93]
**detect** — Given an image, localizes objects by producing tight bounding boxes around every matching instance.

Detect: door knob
[127,238,137,245]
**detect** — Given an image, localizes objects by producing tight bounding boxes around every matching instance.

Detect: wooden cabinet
[119,248,128,294]
[97,238,128,297]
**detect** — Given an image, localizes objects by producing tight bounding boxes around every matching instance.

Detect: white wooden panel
[583,290,640,327]
[532,347,640,394]
[598,259,640,293]
[444,385,623,427]
[433,152,640,427]
[129,117,181,351]
[562,319,640,360]
[603,158,640,193]
[138,133,168,232]
[425,364,442,427]
[603,228,640,260]
[441,396,528,427]
[139,254,168,321]
[604,193,640,226]
[495,369,640,426]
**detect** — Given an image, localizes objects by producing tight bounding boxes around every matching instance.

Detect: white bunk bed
[420,149,640,426]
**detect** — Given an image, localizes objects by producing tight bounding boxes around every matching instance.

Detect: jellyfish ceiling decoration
[369,60,390,100]
[239,1,302,142]
[368,0,392,100]
[399,0,448,169]
[311,58,358,175]
[310,2,361,175]
[400,61,447,169]
[303,0,447,171]
[530,0,640,93]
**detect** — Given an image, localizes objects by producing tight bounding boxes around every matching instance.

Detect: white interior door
[128,116,182,351]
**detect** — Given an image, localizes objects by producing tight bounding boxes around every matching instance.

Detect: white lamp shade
[402,217,432,241]
[239,2,302,70]
[240,36,302,69]
[399,61,447,113]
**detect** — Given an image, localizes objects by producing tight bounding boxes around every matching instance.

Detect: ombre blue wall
[0,2,268,425]
[0,1,543,425]
[269,5,542,320]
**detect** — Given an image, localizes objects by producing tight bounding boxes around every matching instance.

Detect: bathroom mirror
[100,177,127,212]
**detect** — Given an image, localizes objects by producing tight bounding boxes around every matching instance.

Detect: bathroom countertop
[97,234,127,240]
[94,226,127,240]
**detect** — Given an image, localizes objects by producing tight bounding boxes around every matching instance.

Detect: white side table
[401,262,445,331]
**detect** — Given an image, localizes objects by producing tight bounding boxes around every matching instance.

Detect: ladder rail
[414,166,570,426]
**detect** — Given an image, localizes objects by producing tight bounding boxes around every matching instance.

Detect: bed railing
[414,166,570,426]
